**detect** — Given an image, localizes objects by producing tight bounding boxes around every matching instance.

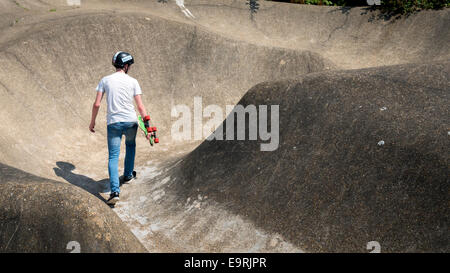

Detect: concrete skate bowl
[0,0,448,252]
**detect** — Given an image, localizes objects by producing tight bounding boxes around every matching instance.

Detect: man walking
[89,51,150,205]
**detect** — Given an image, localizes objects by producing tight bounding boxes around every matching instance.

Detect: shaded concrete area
[53,161,110,202]
[0,163,147,252]
[0,0,448,252]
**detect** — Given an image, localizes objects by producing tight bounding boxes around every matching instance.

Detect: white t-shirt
[96,72,142,125]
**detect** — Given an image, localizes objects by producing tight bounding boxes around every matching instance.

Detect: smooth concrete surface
[0,0,448,252]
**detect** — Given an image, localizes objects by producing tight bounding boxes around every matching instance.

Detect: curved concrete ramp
[177,61,450,252]
[0,163,147,253]
[0,0,448,252]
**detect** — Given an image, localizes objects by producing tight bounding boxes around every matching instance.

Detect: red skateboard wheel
[152,127,157,132]
[144,115,150,121]
[154,138,159,143]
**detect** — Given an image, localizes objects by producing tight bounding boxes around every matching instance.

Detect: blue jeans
[107,122,138,193]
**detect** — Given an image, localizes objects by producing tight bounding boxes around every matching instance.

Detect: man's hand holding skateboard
[133,95,159,146]
[142,117,151,141]
[138,115,159,146]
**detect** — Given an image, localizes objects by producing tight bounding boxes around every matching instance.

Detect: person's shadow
[53,161,111,203]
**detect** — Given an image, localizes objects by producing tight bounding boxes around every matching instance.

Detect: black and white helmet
[112,51,134,68]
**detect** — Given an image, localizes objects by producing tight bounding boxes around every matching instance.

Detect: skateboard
[138,115,159,146]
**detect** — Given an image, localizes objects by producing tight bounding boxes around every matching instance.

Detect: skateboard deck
[138,115,159,146]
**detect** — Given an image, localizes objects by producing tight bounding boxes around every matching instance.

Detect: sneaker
[106,192,120,205]
[123,171,137,183]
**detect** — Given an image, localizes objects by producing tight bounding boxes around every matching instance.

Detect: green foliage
[269,0,450,13]
[304,0,334,5]
[287,0,335,4]
[276,0,367,5]
[381,0,450,14]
